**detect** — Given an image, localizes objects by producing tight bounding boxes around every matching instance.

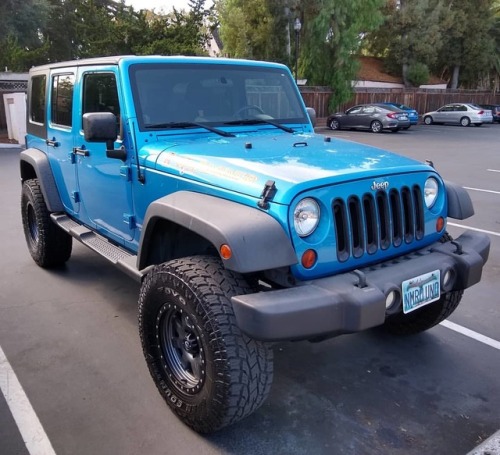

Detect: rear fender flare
[20,149,64,212]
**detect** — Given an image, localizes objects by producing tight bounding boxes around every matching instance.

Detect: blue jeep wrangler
[21,56,490,433]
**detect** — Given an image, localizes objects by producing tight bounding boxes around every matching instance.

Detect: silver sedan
[423,103,493,127]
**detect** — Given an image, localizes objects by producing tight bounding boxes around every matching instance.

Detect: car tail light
[387,112,397,119]
[478,110,484,115]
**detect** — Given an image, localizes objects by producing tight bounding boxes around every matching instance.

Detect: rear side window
[30,75,46,124]
[51,74,75,127]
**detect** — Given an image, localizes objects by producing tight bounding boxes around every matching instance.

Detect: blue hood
[139,132,430,205]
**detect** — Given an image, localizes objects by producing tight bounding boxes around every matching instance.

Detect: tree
[491,1,500,89]
[135,0,212,56]
[367,0,497,89]
[437,0,496,89]
[300,0,384,109]
[0,0,51,71]
[217,0,290,63]
[71,0,145,58]
[367,0,448,87]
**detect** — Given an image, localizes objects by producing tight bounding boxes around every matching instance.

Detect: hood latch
[258,180,277,210]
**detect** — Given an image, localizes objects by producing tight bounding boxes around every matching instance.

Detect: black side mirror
[83,112,126,160]
[83,112,117,143]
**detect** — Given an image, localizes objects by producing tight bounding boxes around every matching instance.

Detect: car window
[347,106,363,115]
[362,106,375,114]
[130,63,306,128]
[83,73,120,118]
[51,73,75,128]
[457,105,467,111]
[29,75,46,125]
[82,72,121,136]
[438,106,450,112]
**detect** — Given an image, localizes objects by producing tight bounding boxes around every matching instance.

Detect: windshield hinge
[258,180,277,210]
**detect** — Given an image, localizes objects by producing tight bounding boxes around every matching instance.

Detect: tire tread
[21,179,72,267]
[138,255,273,433]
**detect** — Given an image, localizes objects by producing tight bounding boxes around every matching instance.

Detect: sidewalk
[0,132,22,149]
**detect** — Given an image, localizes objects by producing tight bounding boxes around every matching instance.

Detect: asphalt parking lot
[1,122,499,455]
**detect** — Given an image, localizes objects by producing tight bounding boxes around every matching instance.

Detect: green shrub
[407,62,430,87]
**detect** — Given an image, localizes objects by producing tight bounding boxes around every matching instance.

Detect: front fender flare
[20,148,64,212]
[444,180,474,220]
[138,191,297,273]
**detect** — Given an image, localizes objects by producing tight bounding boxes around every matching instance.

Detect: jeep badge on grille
[371,181,389,191]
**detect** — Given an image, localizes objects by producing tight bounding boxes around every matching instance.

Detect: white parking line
[487,169,500,173]
[464,186,500,195]
[447,222,500,237]
[440,320,500,351]
[0,345,56,455]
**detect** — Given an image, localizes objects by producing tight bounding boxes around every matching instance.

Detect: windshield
[129,63,307,130]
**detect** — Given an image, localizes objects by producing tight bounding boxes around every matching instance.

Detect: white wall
[3,93,27,144]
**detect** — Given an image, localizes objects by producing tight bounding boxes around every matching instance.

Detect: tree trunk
[450,65,460,89]
[402,62,410,87]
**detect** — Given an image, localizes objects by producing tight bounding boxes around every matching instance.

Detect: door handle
[46,138,60,147]
[73,146,89,157]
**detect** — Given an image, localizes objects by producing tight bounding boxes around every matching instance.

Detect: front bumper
[231,231,490,341]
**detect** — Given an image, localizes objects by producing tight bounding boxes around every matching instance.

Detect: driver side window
[82,73,121,132]
[347,106,363,115]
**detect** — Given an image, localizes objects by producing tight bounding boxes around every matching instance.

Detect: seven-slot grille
[333,185,424,262]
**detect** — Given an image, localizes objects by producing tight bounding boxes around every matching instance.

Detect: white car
[423,103,493,127]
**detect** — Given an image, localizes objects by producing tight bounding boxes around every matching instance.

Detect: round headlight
[294,198,320,237]
[424,177,439,208]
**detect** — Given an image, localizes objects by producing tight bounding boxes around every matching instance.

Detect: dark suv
[479,104,500,122]
[21,55,490,433]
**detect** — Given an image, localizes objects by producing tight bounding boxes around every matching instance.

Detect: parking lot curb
[467,430,500,455]
[0,143,22,149]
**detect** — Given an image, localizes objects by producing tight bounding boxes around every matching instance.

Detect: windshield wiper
[224,119,295,134]
[144,121,235,138]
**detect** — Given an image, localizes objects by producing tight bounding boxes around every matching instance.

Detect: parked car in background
[423,103,493,127]
[479,104,500,123]
[327,103,411,133]
[380,102,419,125]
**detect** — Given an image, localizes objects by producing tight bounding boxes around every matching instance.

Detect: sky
[124,0,196,13]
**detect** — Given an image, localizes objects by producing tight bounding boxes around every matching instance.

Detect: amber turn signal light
[301,249,317,269]
[220,244,232,260]
[436,216,445,232]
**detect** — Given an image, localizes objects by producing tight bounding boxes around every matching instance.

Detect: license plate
[402,270,441,314]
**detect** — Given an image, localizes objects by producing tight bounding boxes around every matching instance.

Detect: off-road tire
[21,179,72,267]
[138,255,274,433]
[383,233,463,335]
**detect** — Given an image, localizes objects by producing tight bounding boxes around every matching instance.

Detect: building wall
[0,73,28,133]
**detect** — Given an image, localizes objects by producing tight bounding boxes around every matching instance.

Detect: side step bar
[51,213,149,282]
